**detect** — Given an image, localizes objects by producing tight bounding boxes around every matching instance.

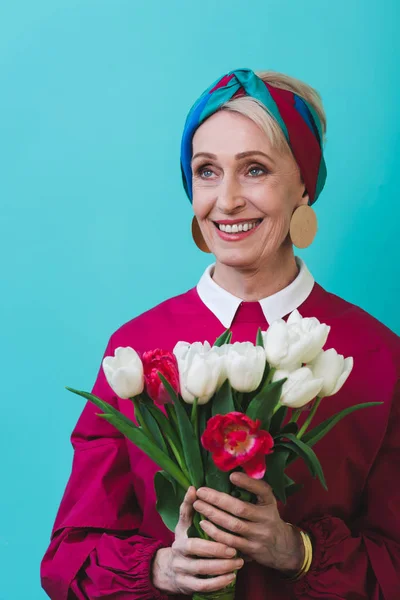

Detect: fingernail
[235,559,244,568]
[229,573,236,580]
[225,547,236,557]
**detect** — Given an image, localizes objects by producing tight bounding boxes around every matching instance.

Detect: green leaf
[155,470,185,532]
[198,403,211,466]
[265,448,290,503]
[212,379,235,416]
[67,386,191,490]
[269,405,287,437]
[97,412,190,490]
[165,403,179,433]
[205,452,231,494]
[233,390,243,412]
[276,433,327,490]
[278,422,299,436]
[252,362,271,397]
[159,374,204,489]
[281,473,304,499]
[144,403,182,454]
[66,387,145,433]
[139,403,169,455]
[256,328,264,348]
[246,378,286,431]
[213,330,232,347]
[302,402,383,448]
[285,481,304,498]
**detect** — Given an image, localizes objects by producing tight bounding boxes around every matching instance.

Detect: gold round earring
[289,205,318,248]
[191,216,211,253]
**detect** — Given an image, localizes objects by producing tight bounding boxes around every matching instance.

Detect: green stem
[290,408,302,423]
[167,437,190,480]
[266,367,276,386]
[132,398,152,439]
[272,401,282,416]
[191,397,199,439]
[235,391,244,411]
[194,511,210,540]
[297,396,323,439]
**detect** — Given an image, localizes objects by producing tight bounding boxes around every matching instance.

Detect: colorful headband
[180,68,327,205]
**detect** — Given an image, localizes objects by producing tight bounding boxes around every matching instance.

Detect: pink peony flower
[142,349,180,405]
[201,412,274,479]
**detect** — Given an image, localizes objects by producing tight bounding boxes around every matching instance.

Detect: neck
[212,246,299,302]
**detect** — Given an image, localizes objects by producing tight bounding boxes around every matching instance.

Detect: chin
[213,248,260,269]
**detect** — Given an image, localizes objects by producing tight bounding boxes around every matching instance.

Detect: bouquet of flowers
[67,310,379,600]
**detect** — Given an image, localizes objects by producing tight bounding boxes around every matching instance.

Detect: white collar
[196,257,315,328]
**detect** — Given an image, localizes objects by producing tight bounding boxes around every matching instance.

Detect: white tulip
[287,309,331,363]
[102,346,144,399]
[263,320,311,370]
[173,341,226,404]
[308,349,354,397]
[272,367,324,408]
[263,309,330,370]
[225,342,266,392]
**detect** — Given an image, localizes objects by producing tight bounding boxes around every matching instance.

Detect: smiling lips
[214,218,263,241]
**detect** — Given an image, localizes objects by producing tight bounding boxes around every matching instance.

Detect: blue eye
[249,166,265,176]
[197,166,214,178]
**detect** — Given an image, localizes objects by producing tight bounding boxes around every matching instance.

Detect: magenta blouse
[41,281,400,599]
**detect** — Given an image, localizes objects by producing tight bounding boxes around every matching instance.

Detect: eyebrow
[191,150,275,165]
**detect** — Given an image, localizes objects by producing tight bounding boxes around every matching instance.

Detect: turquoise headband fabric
[180,68,327,205]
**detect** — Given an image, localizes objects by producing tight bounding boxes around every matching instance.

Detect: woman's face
[191,110,309,269]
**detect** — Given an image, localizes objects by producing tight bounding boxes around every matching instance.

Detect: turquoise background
[1,1,398,598]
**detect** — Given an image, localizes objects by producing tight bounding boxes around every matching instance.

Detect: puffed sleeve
[40,334,169,600]
[292,379,400,600]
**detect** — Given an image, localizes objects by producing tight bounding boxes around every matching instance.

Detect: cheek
[192,189,215,220]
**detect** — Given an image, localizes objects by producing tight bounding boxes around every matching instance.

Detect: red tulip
[142,349,180,405]
[201,412,274,479]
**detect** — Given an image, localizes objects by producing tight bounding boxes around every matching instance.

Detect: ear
[301,186,310,205]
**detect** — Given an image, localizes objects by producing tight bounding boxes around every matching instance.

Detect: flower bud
[308,349,354,396]
[273,366,324,408]
[173,341,226,404]
[102,346,144,399]
[225,342,266,393]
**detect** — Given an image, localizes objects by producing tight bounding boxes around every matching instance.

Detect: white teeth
[218,220,260,233]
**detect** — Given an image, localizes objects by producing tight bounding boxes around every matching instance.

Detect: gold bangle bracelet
[284,523,313,582]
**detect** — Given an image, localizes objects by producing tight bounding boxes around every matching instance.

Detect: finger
[174,536,237,558]
[195,487,259,521]
[199,519,253,553]
[175,486,196,537]
[175,556,244,576]
[229,472,275,505]
[178,572,236,594]
[194,499,255,537]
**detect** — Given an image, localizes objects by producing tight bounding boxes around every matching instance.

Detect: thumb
[175,486,196,538]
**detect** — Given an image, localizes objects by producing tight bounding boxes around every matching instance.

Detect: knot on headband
[180,68,327,205]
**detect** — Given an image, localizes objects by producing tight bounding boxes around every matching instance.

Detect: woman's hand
[193,472,304,574]
[152,486,244,595]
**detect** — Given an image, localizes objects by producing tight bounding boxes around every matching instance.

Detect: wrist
[281,523,313,582]
[151,547,175,594]
[279,523,305,574]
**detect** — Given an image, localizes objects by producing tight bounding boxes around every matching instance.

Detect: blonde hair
[220,70,327,155]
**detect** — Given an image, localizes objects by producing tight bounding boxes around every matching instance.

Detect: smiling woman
[41,69,400,600]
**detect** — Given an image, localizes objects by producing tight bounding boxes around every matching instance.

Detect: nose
[216,173,245,213]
